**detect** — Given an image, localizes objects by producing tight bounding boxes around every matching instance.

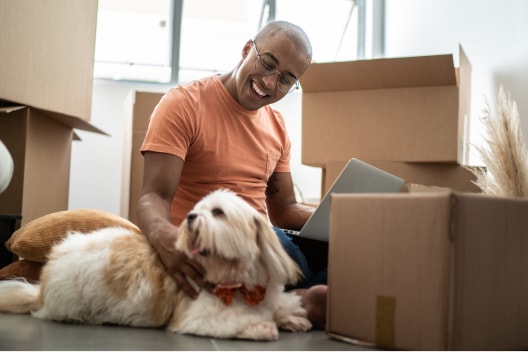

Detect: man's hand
[151,226,206,299]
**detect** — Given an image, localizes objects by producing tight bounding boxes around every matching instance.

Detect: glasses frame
[251,40,299,94]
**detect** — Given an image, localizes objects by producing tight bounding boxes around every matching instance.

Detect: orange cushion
[5,209,141,263]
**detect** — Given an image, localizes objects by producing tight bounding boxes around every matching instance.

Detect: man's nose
[261,73,277,90]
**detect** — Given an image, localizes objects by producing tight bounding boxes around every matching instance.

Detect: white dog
[0,189,311,340]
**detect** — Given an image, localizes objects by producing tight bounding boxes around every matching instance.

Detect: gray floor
[0,312,375,351]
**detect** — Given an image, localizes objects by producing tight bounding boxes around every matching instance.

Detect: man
[137,21,326,328]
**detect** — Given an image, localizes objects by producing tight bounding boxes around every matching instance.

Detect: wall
[69,0,528,215]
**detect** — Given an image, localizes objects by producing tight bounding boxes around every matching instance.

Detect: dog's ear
[254,215,301,285]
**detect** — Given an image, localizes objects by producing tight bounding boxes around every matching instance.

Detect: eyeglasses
[251,40,299,94]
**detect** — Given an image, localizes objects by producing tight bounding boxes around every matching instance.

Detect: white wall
[69,0,528,215]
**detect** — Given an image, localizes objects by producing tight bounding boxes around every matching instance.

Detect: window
[177,0,262,83]
[178,0,364,83]
[94,0,383,84]
[94,0,174,83]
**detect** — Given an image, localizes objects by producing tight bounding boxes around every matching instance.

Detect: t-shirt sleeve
[141,87,196,160]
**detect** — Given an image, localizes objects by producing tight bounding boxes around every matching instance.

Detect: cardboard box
[0,0,98,122]
[0,0,102,225]
[322,159,481,196]
[121,91,164,224]
[328,192,528,350]
[0,107,72,225]
[300,46,471,166]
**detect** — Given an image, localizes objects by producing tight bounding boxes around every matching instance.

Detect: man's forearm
[271,202,315,230]
[136,192,176,247]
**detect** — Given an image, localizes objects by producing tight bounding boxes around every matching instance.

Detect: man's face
[234,35,311,111]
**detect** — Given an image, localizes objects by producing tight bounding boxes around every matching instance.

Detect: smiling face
[222,25,312,111]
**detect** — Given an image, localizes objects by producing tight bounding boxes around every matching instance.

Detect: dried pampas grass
[471,86,528,197]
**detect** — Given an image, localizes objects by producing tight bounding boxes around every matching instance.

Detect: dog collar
[213,283,266,306]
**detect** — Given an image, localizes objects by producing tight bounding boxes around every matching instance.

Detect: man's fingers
[186,261,206,285]
[172,259,207,299]
[185,270,206,290]
[173,271,199,299]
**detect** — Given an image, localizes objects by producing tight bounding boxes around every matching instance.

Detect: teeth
[252,81,267,97]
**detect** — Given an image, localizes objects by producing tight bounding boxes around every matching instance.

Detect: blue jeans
[273,227,327,289]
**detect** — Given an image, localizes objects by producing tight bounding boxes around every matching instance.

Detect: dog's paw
[238,321,279,341]
[275,313,312,332]
[274,292,312,332]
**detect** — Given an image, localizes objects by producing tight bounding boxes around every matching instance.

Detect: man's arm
[265,172,315,230]
[137,151,206,298]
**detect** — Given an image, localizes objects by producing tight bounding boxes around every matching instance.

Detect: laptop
[283,158,405,242]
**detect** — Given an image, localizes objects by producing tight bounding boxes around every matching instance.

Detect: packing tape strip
[376,295,395,348]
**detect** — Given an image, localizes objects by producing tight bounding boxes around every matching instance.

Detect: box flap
[457,45,472,164]
[300,54,457,93]
[0,103,108,136]
[0,106,26,114]
[41,109,108,136]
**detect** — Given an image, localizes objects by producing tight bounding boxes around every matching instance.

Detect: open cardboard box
[0,106,105,225]
[322,159,481,197]
[327,191,528,350]
[0,0,103,225]
[300,46,471,166]
[121,91,164,223]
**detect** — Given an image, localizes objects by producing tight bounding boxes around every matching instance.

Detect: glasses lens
[255,56,275,76]
[277,79,298,93]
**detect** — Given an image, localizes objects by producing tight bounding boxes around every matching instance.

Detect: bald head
[254,21,312,63]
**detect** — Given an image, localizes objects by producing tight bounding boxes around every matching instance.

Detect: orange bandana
[213,283,266,306]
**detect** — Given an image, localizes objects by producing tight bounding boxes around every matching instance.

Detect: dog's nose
[187,213,197,230]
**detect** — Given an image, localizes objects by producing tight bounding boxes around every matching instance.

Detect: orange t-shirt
[141,76,291,225]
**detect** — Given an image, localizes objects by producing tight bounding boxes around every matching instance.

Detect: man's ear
[242,39,253,59]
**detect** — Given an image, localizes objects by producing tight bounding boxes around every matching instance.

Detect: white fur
[0,189,311,340]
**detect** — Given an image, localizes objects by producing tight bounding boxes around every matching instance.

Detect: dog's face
[176,189,300,286]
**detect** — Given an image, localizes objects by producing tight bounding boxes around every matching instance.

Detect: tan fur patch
[104,233,180,326]
[35,264,51,309]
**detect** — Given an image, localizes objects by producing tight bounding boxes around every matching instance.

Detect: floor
[0,313,376,351]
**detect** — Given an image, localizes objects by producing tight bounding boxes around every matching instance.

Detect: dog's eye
[211,208,225,217]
